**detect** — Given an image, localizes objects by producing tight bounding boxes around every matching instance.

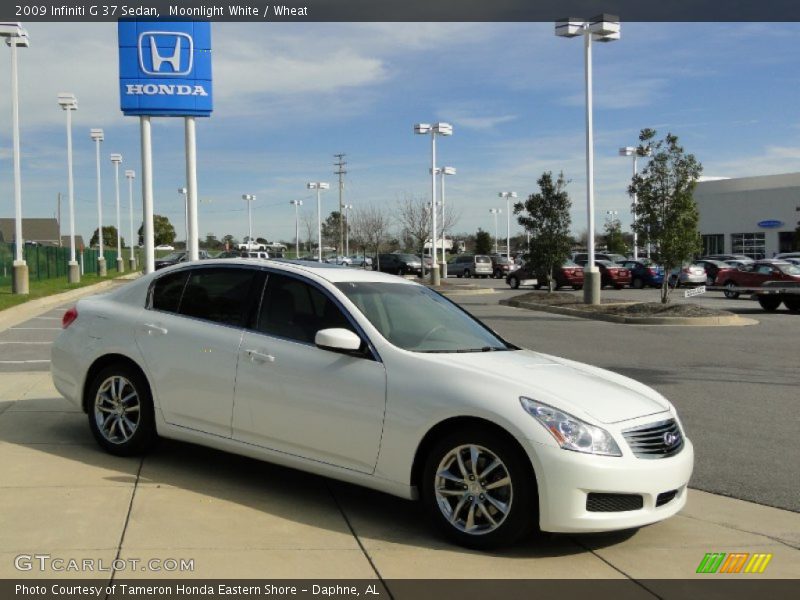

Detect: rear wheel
[723,281,740,299]
[783,297,800,312]
[87,363,157,456]
[421,427,538,549]
[508,276,520,289]
[757,295,782,312]
[463,269,471,278]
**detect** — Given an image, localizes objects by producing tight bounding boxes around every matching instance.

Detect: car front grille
[622,418,684,459]
[586,493,644,512]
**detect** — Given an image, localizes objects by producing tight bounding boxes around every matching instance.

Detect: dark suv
[375,253,423,276]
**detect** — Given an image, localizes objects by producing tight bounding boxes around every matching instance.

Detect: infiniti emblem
[663,432,678,447]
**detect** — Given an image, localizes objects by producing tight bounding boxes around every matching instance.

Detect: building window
[702,234,724,256]
[731,233,765,259]
[778,231,797,254]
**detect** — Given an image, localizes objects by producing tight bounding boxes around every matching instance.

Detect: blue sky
[1,22,799,245]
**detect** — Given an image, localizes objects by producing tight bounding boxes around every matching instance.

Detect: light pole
[110,154,124,273]
[489,208,501,254]
[498,191,517,258]
[90,128,106,276]
[178,187,188,248]
[242,194,256,249]
[57,93,79,283]
[619,145,650,260]
[125,169,136,271]
[307,182,330,262]
[414,122,453,285]
[435,166,456,277]
[556,14,620,304]
[1,22,29,294]
[606,209,619,251]
[290,199,303,258]
[343,204,353,258]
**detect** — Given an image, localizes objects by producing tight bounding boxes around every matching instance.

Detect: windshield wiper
[419,346,507,354]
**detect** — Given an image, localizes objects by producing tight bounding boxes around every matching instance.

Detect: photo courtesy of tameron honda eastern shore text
[51,259,693,548]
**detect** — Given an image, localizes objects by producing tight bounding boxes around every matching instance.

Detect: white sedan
[51,259,693,548]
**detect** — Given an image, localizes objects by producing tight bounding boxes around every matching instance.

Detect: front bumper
[525,437,694,533]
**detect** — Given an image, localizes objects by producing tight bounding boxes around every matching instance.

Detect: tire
[494,269,503,279]
[86,363,157,456]
[397,267,405,276]
[573,285,583,291]
[632,277,644,289]
[508,276,520,289]
[783,297,800,313]
[723,281,740,299]
[757,295,782,312]
[464,269,471,278]
[420,427,538,549]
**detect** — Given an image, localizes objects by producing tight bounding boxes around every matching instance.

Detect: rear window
[475,256,491,264]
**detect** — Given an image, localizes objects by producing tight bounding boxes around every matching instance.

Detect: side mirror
[315,328,362,354]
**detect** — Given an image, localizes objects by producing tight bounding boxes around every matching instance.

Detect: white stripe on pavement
[8,327,61,330]
[0,360,51,364]
[0,341,53,345]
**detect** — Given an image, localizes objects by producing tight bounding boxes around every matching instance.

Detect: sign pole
[140,116,155,274]
[185,116,199,261]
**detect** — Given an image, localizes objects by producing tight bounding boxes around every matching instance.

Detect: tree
[321,211,348,252]
[513,171,573,292]
[629,129,703,303]
[603,217,627,255]
[300,210,316,255]
[396,196,431,267]
[137,214,176,246]
[221,234,238,250]
[90,226,123,250]
[474,229,493,255]
[350,204,392,269]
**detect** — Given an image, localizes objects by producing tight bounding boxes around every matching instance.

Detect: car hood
[424,349,670,424]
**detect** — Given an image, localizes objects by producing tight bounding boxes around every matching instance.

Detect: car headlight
[520,397,622,457]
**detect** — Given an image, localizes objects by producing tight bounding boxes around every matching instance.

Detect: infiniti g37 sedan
[51,259,693,548]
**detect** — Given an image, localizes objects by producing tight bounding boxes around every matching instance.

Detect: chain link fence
[0,243,129,288]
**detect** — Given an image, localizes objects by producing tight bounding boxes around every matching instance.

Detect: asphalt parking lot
[0,276,798,585]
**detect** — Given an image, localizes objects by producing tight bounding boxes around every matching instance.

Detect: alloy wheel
[94,375,141,445]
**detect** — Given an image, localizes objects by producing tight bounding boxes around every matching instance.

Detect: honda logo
[138,31,193,76]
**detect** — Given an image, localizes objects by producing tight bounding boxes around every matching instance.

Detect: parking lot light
[556,14,620,304]
[242,194,256,250]
[489,208,502,254]
[90,128,106,276]
[499,192,517,258]
[307,182,330,262]
[110,154,124,273]
[177,187,188,248]
[290,199,303,258]
[57,92,79,283]
[619,145,651,260]
[125,169,136,271]
[1,22,30,293]
[343,204,353,257]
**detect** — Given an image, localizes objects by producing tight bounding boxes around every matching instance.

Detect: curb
[0,272,141,334]
[501,297,759,326]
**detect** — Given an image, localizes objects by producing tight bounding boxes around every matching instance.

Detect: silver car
[669,263,707,287]
[450,254,494,278]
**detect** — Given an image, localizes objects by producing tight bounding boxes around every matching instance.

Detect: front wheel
[508,276,520,289]
[757,295,782,311]
[421,428,538,549]
[723,281,740,299]
[783,297,800,312]
[463,269,471,278]
[87,364,157,456]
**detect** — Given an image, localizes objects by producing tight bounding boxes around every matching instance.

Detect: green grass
[0,273,120,312]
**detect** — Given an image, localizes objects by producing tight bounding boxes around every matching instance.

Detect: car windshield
[336,281,511,353]
[397,254,421,262]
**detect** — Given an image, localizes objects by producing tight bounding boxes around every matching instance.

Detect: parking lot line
[8,327,62,331]
[0,360,51,364]
[0,341,53,345]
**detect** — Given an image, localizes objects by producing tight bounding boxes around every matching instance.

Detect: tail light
[648,268,656,275]
[62,306,78,329]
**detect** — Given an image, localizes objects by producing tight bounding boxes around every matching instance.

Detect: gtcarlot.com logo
[14,554,194,573]
[696,552,772,574]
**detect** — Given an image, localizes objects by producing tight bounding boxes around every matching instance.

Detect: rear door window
[151,271,188,314]
[178,268,258,327]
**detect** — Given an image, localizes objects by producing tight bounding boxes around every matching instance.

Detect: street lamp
[57,92,79,283]
[619,145,651,260]
[307,182,330,262]
[489,208,502,254]
[414,122,453,285]
[498,191,517,258]
[434,166,456,277]
[125,169,136,271]
[343,204,353,257]
[242,194,256,249]
[290,199,303,258]
[178,187,188,248]
[110,153,124,273]
[1,22,30,293]
[90,128,106,276]
[556,13,620,304]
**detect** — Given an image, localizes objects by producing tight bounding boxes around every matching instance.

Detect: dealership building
[694,172,800,258]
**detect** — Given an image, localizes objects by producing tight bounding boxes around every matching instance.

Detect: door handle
[245,349,275,364]
[143,323,168,336]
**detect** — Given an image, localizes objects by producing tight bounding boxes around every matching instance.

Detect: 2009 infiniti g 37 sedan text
[51,259,693,548]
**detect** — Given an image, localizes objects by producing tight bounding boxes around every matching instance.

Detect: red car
[575,259,631,289]
[506,260,584,289]
[714,260,800,298]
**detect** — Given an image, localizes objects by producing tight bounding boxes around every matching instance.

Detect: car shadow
[3,404,640,558]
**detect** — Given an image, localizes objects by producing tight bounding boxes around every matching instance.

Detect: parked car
[620,259,664,289]
[449,254,493,278]
[507,260,583,290]
[724,259,750,269]
[775,252,800,260]
[154,244,175,252]
[714,260,800,299]
[154,250,210,270]
[376,253,422,276]
[668,263,707,288]
[572,252,626,265]
[694,259,730,285]
[574,259,631,289]
[215,250,242,259]
[52,259,693,548]
[702,254,754,264]
[242,251,270,260]
[490,255,517,279]
[347,256,373,269]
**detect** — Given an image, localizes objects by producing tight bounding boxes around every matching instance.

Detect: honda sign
[118,21,212,117]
